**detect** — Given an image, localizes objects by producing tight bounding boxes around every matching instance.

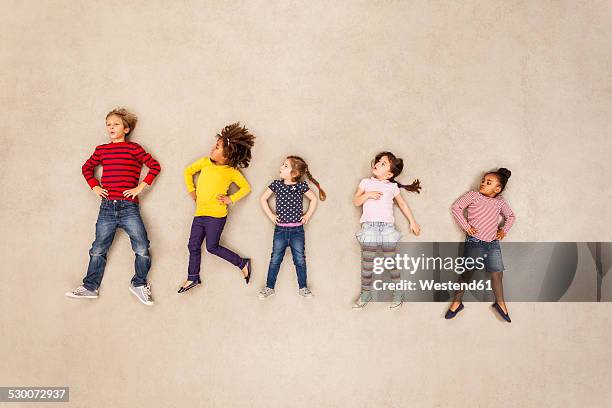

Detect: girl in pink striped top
[446,168,516,322]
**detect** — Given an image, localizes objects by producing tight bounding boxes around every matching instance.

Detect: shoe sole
[129,286,154,306]
[258,292,275,299]
[65,292,98,299]
[389,302,403,309]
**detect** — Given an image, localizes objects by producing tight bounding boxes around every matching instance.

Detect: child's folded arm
[229,170,250,203]
[499,199,516,234]
[183,158,204,192]
[82,147,101,189]
[132,143,161,185]
[451,191,475,231]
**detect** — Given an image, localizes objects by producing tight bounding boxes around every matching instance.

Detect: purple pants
[187,216,247,280]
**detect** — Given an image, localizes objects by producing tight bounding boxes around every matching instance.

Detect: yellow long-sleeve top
[184,157,251,217]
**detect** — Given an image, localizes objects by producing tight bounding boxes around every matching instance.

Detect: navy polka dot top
[268,179,310,223]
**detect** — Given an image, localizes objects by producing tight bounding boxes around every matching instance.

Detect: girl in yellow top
[178,123,255,293]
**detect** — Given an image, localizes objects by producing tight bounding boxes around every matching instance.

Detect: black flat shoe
[178,278,201,293]
[444,302,464,319]
[492,302,511,323]
[243,259,252,284]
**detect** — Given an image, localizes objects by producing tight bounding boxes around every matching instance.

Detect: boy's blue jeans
[266,225,307,289]
[82,199,151,291]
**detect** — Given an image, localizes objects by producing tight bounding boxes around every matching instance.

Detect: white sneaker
[298,287,313,298]
[65,285,98,299]
[389,291,404,309]
[352,290,373,309]
[258,287,275,299]
[129,283,154,306]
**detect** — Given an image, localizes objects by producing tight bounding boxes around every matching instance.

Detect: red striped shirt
[451,190,516,242]
[82,141,161,202]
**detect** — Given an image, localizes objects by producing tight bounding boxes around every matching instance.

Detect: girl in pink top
[446,168,516,322]
[352,152,422,309]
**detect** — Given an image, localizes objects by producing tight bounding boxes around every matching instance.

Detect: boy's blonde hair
[106,107,138,136]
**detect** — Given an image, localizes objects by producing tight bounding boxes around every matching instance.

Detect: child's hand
[367,191,383,200]
[123,184,145,199]
[466,226,478,236]
[495,229,506,240]
[217,194,232,205]
[268,214,279,225]
[92,186,108,198]
[300,213,311,225]
[189,191,197,201]
[409,222,421,236]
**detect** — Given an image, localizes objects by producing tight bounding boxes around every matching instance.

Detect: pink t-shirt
[358,177,400,223]
[451,190,516,242]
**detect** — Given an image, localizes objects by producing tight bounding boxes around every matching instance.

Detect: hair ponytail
[286,155,327,201]
[394,178,422,193]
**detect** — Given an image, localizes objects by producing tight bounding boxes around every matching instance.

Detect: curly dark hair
[372,151,421,193]
[216,122,256,168]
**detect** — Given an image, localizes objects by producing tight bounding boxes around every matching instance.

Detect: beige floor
[1,1,611,407]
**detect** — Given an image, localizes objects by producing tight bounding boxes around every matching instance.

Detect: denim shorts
[463,235,505,272]
[356,222,402,245]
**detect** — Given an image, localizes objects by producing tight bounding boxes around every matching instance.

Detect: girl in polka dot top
[258,156,326,299]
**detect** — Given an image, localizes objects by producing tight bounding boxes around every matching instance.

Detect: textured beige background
[1,1,611,407]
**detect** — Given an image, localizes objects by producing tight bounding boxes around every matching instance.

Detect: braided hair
[372,151,421,193]
[216,122,255,168]
[286,155,327,201]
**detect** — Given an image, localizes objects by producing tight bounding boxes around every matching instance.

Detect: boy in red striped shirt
[66,108,161,305]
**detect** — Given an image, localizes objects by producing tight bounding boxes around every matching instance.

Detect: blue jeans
[265,225,307,289]
[83,199,151,290]
[464,235,505,272]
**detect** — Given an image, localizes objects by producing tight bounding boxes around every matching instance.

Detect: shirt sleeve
[499,198,516,234]
[358,178,368,191]
[229,169,251,203]
[131,143,161,185]
[451,191,476,232]
[183,158,205,193]
[82,146,101,189]
[268,180,278,194]
[300,181,310,194]
[392,183,400,197]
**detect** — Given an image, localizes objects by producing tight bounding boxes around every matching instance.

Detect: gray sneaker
[65,285,98,299]
[352,290,373,309]
[298,287,313,298]
[129,283,154,306]
[258,287,275,299]
[390,291,404,309]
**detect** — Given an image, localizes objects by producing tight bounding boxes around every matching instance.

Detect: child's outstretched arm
[260,188,278,224]
[184,158,204,201]
[451,191,478,235]
[82,146,108,198]
[301,190,318,225]
[353,187,381,206]
[394,194,420,235]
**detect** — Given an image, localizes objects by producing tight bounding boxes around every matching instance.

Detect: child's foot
[129,283,154,306]
[242,259,252,284]
[298,287,314,298]
[178,278,201,293]
[65,285,98,299]
[258,287,275,299]
[389,291,404,309]
[352,290,372,309]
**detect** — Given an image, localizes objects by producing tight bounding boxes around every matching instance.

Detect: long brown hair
[286,155,327,201]
[372,151,421,193]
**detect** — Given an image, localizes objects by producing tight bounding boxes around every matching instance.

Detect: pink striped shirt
[451,190,516,242]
